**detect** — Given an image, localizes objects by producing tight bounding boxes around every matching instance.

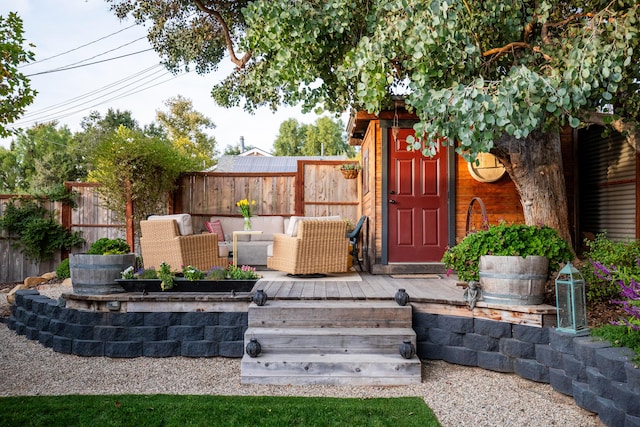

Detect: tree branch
[192,0,251,69]
[541,13,595,44]
[579,110,639,153]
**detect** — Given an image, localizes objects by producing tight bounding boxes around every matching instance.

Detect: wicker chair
[140,219,228,272]
[267,220,349,275]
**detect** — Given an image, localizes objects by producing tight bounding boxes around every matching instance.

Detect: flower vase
[243,217,252,231]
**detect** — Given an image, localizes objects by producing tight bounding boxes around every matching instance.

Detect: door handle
[389,199,397,204]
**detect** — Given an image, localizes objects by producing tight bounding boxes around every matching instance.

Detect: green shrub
[591,324,640,364]
[442,221,573,282]
[581,233,640,302]
[0,199,85,262]
[56,258,70,279]
[87,238,130,255]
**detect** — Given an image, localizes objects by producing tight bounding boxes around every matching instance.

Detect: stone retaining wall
[413,312,640,427]
[6,290,640,426]
[7,290,247,358]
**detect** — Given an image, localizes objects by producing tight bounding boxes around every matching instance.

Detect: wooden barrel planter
[70,253,136,295]
[478,255,549,305]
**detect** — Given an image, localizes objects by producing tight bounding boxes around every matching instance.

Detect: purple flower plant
[592,258,640,331]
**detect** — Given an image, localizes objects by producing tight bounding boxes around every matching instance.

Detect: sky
[2,0,350,153]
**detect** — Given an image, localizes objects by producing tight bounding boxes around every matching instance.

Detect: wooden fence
[0,160,359,283]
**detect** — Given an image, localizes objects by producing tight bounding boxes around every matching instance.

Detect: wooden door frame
[380,119,457,264]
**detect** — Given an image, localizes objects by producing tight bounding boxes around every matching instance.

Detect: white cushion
[218,242,229,257]
[286,215,342,237]
[148,214,193,235]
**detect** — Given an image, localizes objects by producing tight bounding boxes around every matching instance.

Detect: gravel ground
[1,284,604,427]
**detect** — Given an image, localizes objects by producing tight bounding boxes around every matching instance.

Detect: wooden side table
[232,230,263,266]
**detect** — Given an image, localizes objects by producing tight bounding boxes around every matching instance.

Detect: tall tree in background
[0,12,36,137]
[274,117,353,156]
[155,95,218,169]
[107,0,640,245]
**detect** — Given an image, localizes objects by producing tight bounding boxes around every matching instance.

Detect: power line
[19,23,140,68]
[24,49,155,77]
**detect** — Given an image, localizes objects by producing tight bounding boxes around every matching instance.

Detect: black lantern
[245,338,262,358]
[399,340,416,359]
[394,288,410,306]
[555,262,589,335]
[253,289,268,306]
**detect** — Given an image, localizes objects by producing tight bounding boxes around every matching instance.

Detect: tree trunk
[491,130,573,248]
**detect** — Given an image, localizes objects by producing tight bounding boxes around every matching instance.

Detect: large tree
[108,0,640,245]
[273,117,354,156]
[0,12,36,137]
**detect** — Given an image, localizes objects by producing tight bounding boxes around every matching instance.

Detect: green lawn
[0,395,440,427]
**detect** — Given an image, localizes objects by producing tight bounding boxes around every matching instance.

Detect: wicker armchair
[140,219,228,272]
[267,220,349,275]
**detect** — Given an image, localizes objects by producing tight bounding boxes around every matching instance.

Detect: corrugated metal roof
[212,155,347,173]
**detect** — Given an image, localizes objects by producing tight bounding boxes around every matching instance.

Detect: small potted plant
[442,221,573,305]
[339,162,361,179]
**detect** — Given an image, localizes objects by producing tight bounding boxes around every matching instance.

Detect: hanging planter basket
[340,169,359,179]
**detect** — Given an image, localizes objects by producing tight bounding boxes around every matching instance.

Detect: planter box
[71,253,136,295]
[479,255,549,305]
[115,279,258,293]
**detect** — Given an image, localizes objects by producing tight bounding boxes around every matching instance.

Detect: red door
[388,128,448,262]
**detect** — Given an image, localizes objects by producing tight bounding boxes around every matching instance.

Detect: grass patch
[0,395,440,427]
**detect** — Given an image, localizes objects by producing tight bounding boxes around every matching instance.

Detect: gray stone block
[128,326,166,342]
[62,323,94,340]
[573,336,611,367]
[105,341,143,358]
[73,339,105,356]
[204,326,244,342]
[514,358,549,383]
[562,352,587,382]
[167,325,204,341]
[25,326,39,340]
[413,312,439,329]
[586,366,612,399]
[219,340,244,357]
[94,326,128,342]
[417,342,442,360]
[182,312,219,327]
[572,381,599,414]
[463,333,499,352]
[43,301,61,318]
[38,331,53,348]
[14,322,26,335]
[412,325,429,341]
[535,343,563,369]
[427,327,463,346]
[6,317,15,330]
[500,338,535,359]
[143,340,180,357]
[626,414,640,427]
[35,315,50,331]
[477,351,513,373]
[596,395,626,427]
[611,381,640,417]
[549,367,573,396]
[182,341,219,357]
[513,324,549,344]
[24,312,37,327]
[12,307,26,322]
[626,362,640,394]
[596,346,636,382]
[549,328,576,354]
[442,345,477,366]
[144,312,182,326]
[52,335,72,354]
[218,312,248,326]
[77,310,104,325]
[47,319,66,335]
[437,315,474,333]
[107,312,144,327]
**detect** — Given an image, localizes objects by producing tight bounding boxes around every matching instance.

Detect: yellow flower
[236,199,257,218]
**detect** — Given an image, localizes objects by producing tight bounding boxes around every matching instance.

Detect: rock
[24,276,48,288]
[62,278,72,287]
[41,272,57,280]
[6,284,27,304]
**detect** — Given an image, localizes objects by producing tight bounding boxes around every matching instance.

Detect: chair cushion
[286,215,343,237]
[148,214,193,235]
[250,216,285,241]
[205,220,225,242]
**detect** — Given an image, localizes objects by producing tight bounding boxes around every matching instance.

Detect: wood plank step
[244,327,416,354]
[241,353,422,386]
[248,300,412,328]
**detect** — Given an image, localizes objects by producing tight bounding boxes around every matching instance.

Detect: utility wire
[19,23,140,68]
[24,49,155,77]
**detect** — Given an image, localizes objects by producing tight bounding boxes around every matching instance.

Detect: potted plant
[338,162,361,179]
[442,222,573,305]
[116,263,261,293]
[70,238,136,295]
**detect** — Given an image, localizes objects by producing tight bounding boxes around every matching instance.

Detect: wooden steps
[241,300,422,385]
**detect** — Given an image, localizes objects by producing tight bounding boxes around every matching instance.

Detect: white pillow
[148,214,193,235]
